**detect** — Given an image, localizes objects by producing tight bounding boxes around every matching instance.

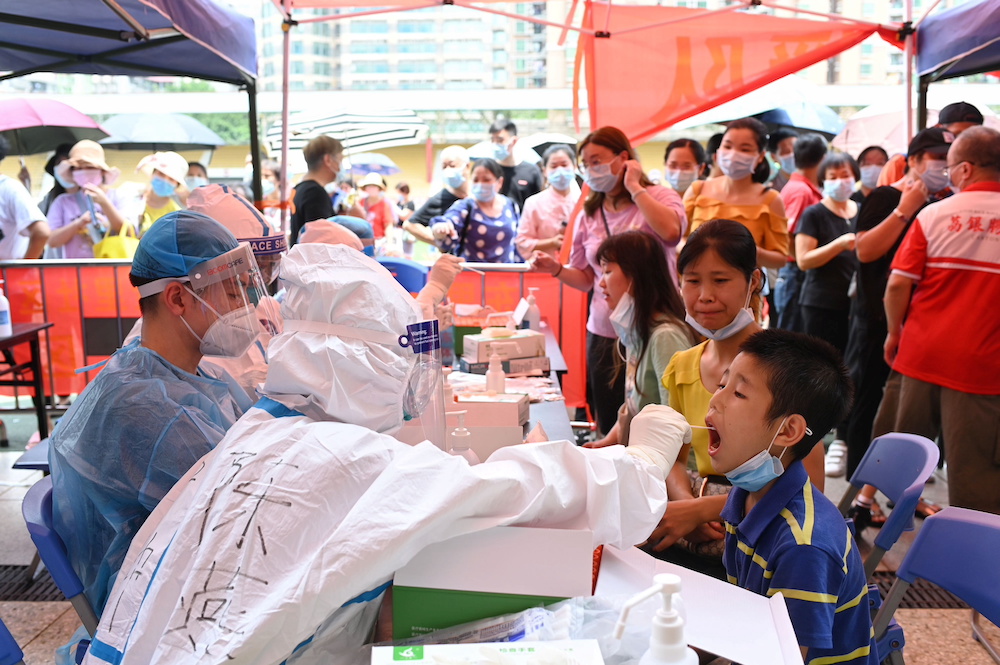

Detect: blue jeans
[774,262,804,332]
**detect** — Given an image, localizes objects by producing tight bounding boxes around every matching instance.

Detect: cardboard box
[393,526,594,639]
[455,392,530,427]
[463,329,546,363]
[372,640,605,665]
[595,545,804,665]
[458,355,551,377]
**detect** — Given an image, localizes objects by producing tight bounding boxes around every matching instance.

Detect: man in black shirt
[488,119,543,211]
[290,135,343,245]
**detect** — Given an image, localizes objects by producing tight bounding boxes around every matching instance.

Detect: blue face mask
[547,167,575,191]
[665,168,698,195]
[185,176,209,190]
[919,159,949,193]
[151,175,177,198]
[823,177,855,203]
[609,291,639,353]
[492,142,511,162]
[443,167,466,189]
[779,153,796,174]
[584,161,620,193]
[725,417,801,492]
[860,164,882,190]
[471,183,496,203]
[262,179,276,197]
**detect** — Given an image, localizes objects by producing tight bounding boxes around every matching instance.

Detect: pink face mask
[72,168,104,188]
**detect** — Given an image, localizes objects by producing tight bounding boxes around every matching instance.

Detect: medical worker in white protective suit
[83,244,691,665]
[49,211,271,616]
[123,184,286,400]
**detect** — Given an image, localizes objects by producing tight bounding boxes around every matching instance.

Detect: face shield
[137,243,274,358]
[399,319,446,450]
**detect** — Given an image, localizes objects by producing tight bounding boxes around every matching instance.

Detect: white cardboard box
[372,640,605,665]
[463,329,547,362]
[595,545,804,665]
[455,392,530,427]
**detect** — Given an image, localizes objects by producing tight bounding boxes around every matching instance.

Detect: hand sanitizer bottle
[485,352,506,394]
[0,280,11,338]
[614,574,698,665]
[524,287,542,331]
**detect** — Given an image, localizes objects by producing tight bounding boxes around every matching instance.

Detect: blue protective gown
[48,339,251,614]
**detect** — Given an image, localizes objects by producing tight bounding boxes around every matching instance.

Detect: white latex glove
[433,301,455,328]
[431,221,457,240]
[625,404,693,476]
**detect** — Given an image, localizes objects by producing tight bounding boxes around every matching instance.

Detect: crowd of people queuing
[6,102,999,665]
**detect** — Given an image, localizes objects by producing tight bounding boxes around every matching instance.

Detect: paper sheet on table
[595,546,804,665]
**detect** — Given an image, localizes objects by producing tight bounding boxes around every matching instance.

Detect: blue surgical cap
[330,215,374,240]
[131,211,240,281]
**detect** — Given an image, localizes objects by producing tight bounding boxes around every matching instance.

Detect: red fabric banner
[580,4,880,143]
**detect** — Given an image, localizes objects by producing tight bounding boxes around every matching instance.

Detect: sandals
[915,497,942,519]
[847,501,887,531]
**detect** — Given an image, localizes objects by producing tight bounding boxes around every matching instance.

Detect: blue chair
[873,507,1000,665]
[21,476,99,637]
[0,617,24,665]
[378,257,429,294]
[837,433,940,579]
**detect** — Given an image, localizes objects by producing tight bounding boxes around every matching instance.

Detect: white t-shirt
[0,175,45,259]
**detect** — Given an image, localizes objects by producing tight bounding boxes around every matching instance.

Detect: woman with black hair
[684,118,789,270]
[585,231,694,448]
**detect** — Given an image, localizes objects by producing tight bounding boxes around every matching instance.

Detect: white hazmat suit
[85,244,689,665]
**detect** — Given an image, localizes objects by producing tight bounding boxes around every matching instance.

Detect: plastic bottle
[614,573,698,665]
[442,367,456,409]
[447,410,480,465]
[485,352,506,394]
[0,280,11,338]
[523,287,541,331]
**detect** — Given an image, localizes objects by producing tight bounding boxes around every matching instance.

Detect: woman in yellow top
[684,118,789,270]
[649,219,823,573]
[136,152,189,235]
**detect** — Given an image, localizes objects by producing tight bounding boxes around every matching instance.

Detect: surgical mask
[717,149,758,180]
[725,418,790,492]
[779,153,796,174]
[72,169,103,188]
[684,278,756,341]
[262,179,276,197]
[55,168,76,190]
[151,175,177,198]
[609,291,639,353]
[948,163,966,194]
[919,160,949,193]
[324,181,339,195]
[443,167,466,189]
[665,168,698,194]
[584,161,619,193]
[186,176,209,190]
[860,164,882,190]
[547,167,575,191]
[471,183,496,203]
[492,142,511,161]
[180,301,261,359]
[823,177,856,203]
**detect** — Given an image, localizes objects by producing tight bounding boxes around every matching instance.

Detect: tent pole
[248,80,263,207]
[917,76,930,131]
[280,0,293,237]
[904,0,914,144]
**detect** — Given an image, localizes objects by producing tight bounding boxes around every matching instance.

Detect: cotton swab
[689,425,717,430]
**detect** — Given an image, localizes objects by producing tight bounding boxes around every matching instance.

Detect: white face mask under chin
[684,278,756,341]
[180,289,261,358]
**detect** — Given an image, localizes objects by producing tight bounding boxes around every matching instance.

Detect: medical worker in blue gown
[49,210,271,614]
[84,243,694,665]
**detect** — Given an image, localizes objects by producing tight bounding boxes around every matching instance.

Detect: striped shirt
[721,461,877,665]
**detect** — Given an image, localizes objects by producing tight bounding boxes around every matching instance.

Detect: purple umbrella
[0,98,107,154]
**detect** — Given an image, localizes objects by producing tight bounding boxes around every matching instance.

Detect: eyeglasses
[943,161,973,177]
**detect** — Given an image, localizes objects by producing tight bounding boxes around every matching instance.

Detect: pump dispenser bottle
[0,280,11,338]
[614,573,698,665]
[447,410,480,465]
[485,352,506,394]
[523,287,541,331]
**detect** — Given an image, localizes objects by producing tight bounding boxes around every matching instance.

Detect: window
[443,60,483,74]
[292,40,304,55]
[291,61,304,74]
[860,63,873,76]
[351,60,390,74]
[890,52,903,66]
[398,60,437,73]
[398,41,436,54]
[313,42,330,56]
[493,50,508,65]
[861,43,873,56]
[351,20,389,33]
[399,20,434,33]
[313,62,330,76]
[400,80,437,90]
[443,79,484,90]
[353,80,390,90]
[314,82,332,91]
[444,19,481,33]
[444,39,483,55]
[291,81,306,91]
[352,41,389,54]
[264,62,275,77]
[493,68,508,85]
[862,2,875,16]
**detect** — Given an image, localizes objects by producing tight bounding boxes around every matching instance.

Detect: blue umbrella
[347,152,401,176]
[99,113,225,151]
[754,103,845,139]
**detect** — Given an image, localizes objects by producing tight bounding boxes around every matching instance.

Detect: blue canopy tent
[0,0,262,198]
[915,0,1000,129]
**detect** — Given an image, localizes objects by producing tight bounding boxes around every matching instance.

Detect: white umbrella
[266,110,428,154]
[467,140,542,165]
[832,102,1000,156]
